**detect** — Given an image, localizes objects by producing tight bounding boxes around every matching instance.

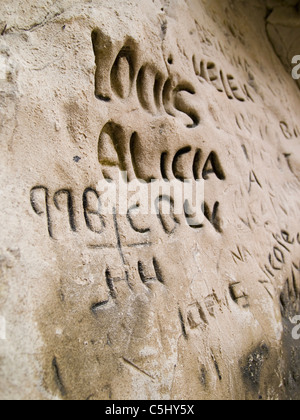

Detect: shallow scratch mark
[10,10,65,33]
[122,357,155,380]
[1,24,7,36]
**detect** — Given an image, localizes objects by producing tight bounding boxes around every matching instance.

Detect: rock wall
[0,0,299,400]
[266,0,300,89]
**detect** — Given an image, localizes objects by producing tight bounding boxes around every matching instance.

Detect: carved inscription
[187,303,208,329]
[92,29,200,128]
[91,28,236,238]
[98,122,228,184]
[261,230,300,281]
[280,121,300,140]
[29,24,271,334]
[192,56,254,102]
[229,282,249,309]
[256,230,300,306]
[30,183,223,238]
[185,291,223,334]
[31,187,107,239]
[91,258,165,313]
[83,188,106,235]
[30,186,53,238]
[98,125,227,233]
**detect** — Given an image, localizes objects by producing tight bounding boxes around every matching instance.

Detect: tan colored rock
[0,0,299,400]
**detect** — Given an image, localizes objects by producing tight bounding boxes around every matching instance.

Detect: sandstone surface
[0,0,299,400]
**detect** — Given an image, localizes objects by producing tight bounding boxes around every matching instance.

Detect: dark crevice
[178,308,188,340]
[52,357,67,397]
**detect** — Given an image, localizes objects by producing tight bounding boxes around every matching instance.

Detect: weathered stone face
[266,0,300,89]
[0,0,299,400]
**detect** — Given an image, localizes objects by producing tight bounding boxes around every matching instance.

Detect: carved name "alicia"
[99,121,226,183]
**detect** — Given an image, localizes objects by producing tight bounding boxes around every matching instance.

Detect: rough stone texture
[0,0,299,400]
[266,0,300,89]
